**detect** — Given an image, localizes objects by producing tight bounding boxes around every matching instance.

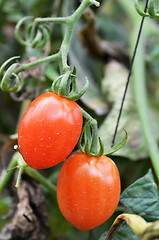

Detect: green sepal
[66,77,89,101]
[0,57,24,93]
[148,0,157,18]
[135,0,159,18]
[52,69,88,101]
[78,119,104,157]
[79,136,104,157]
[15,16,33,46]
[15,16,51,48]
[103,129,128,155]
[135,0,149,17]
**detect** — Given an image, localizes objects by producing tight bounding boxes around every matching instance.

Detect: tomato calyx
[78,119,104,157]
[103,129,127,155]
[52,67,89,101]
[78,108,128,157]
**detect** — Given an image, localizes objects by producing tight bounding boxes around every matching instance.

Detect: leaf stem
[59,0,92,72]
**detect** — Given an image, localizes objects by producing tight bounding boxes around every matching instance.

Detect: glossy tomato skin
[18,92,82,169]
[57,152,121,231]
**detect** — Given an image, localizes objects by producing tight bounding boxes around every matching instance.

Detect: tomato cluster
[18,91,121,231]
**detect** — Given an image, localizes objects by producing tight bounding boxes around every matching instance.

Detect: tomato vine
[0,0,159,239]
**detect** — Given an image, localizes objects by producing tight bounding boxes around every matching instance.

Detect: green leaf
[99,223,138,240]
[120,170,159,222]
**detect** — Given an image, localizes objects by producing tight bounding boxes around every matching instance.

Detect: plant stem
[132,26,159,181]
[90,120,98,154]
[15,0,92,74]
[35,16,70,24]
[26,168,56,192]
[15,164,27,188]
[80,107,94,121]
[59,0,92,72]
[0,152,18,193]
[117,0,159,180]
[70,0,91,23]
[15,52,60,74]
[111,9,147,147]
[0,152,57,193]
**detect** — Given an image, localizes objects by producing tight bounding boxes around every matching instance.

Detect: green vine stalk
[118,0,159,181]
[131,28,159,181]
[0,152,56,193]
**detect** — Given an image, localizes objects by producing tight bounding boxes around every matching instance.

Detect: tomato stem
[79,108,104,156]
[15,164,28,188]
[0,152,57,193]
[0,153,18,194]
[90,119,99,154]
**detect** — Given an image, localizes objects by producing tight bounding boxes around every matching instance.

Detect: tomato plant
[18,92,83,169]
[57,151,121,231]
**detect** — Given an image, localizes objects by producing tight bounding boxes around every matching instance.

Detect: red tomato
[18,92,82,169]
[57,152,121,231]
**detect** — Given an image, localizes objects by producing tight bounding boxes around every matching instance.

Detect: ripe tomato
[57,152,121,231]
[18,92,82,169]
